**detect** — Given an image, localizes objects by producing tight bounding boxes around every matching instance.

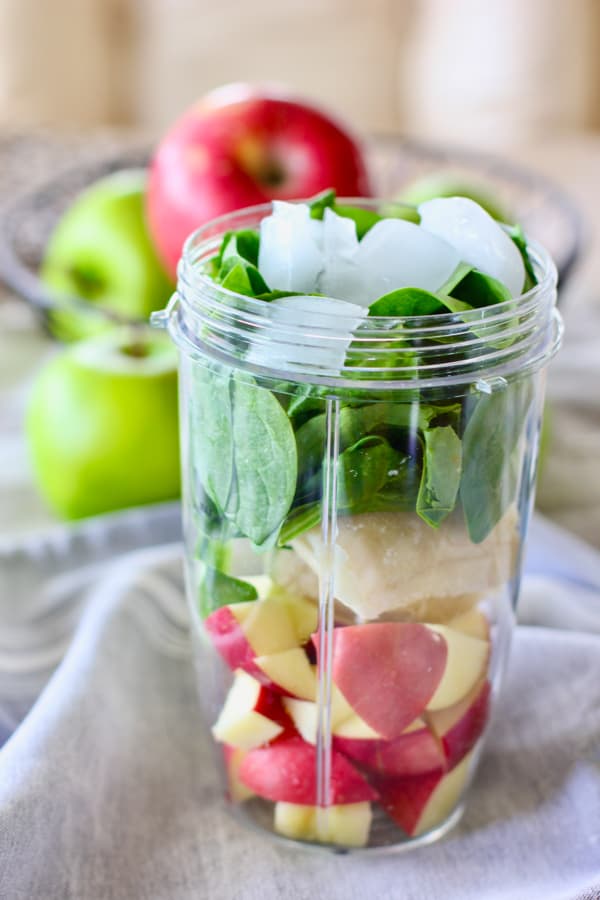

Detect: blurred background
[0,0,599,142]
[1,0,599,544]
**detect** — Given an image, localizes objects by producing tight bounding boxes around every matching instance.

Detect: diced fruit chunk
[334,722,446,777]
[375,751,474,837]
[238,736,378,804]
[205,590,318,676]
[426,679,491,768]
[283,688,381,745]
[212,670,287,750]
[233,597,298,655]
[278,589,318,643]
[223,745,255,802]
[204,605,259,674]
[274,802,372,847]
[425,625,489,711]
[329,623,448,739]
[447,607,490,641]
[254,648,317,700]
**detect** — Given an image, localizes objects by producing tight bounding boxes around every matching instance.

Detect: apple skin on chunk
[238,736,378,805]
[274,801,372,847]
[328,623,448,740]
[334,721,446,778]
[374,751,474,837]
[426,679,491,769]
[425,626,489,711]
[204,605,261,676]
[211,670,293,750]
[205,594,318,679]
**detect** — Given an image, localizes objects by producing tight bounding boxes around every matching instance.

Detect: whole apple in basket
[27,329,180,519]
[147,83,372,279]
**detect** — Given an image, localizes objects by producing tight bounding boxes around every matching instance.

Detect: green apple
[26,328,180,519]
[397,172,510,223]
[41,169,174,341]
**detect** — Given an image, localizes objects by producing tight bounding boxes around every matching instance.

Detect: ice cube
[418,197,525,297]
[245,295,366,376]
[318,208,365,304]
[258,201,323,293]
[354,218,461,304]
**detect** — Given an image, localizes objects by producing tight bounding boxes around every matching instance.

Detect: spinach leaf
[333,204,382,239]
[369,287,472,317]
[192,365,235,513]
[337,435,398,510]
[219,257,269,297]
[460,378,533,542]
[309,189,336,218]
[221,230,260,267]
[506,224,538,291]
[294,401,433,481]
[450,269,512,308]
[255,290,309,302]
[307,188,381,237]
[278,502,321,545]
[230,373,298,546]
[438,262,473,295]
[369,288,448,317]
[199,566,258,618]
[417,425,462,527]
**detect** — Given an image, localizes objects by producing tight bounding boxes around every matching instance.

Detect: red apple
[334,721,446,778]
[327,623,448,740]
[373,751,474,837]
[426,680,491,769]
[147,83,372,278]
[238,736,378,805]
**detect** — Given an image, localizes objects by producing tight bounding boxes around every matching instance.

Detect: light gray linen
[0,512,599,900]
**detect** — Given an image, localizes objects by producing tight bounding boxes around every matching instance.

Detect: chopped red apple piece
[426,679,491,768]
[212,670,289,750]
[274,801,372,847]
[254,648,317,700]
[223,745,255,803]
[447,607,490,641]
[283,687,381,745]
[238,736,378,804]
[334,720,446,778]
[328,623,448,740]
[282,698,319,745]
[425,625,489,711]
[204,605,260,674]
[277,589,318,643]
[375,751,474,837]
[204,598,297,676]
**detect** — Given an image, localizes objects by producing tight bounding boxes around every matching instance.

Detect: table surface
[1,130,599,545]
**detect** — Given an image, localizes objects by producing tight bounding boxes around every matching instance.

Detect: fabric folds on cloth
[0,509,599,900]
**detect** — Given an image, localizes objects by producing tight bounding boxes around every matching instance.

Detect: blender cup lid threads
[160,199,560,391]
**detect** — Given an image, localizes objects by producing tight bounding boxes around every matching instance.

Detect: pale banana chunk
[287,508,518,621]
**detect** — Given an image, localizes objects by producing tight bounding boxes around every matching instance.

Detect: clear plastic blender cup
[152,200,561,852]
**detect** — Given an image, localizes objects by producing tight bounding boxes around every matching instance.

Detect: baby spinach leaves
[417,425,462,527]
[460,379,532,542]
[192,365,297,548]
[212,229,269,297]
[198,567,258,618]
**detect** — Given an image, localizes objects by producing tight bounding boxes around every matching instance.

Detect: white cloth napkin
[0,507,599,900]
